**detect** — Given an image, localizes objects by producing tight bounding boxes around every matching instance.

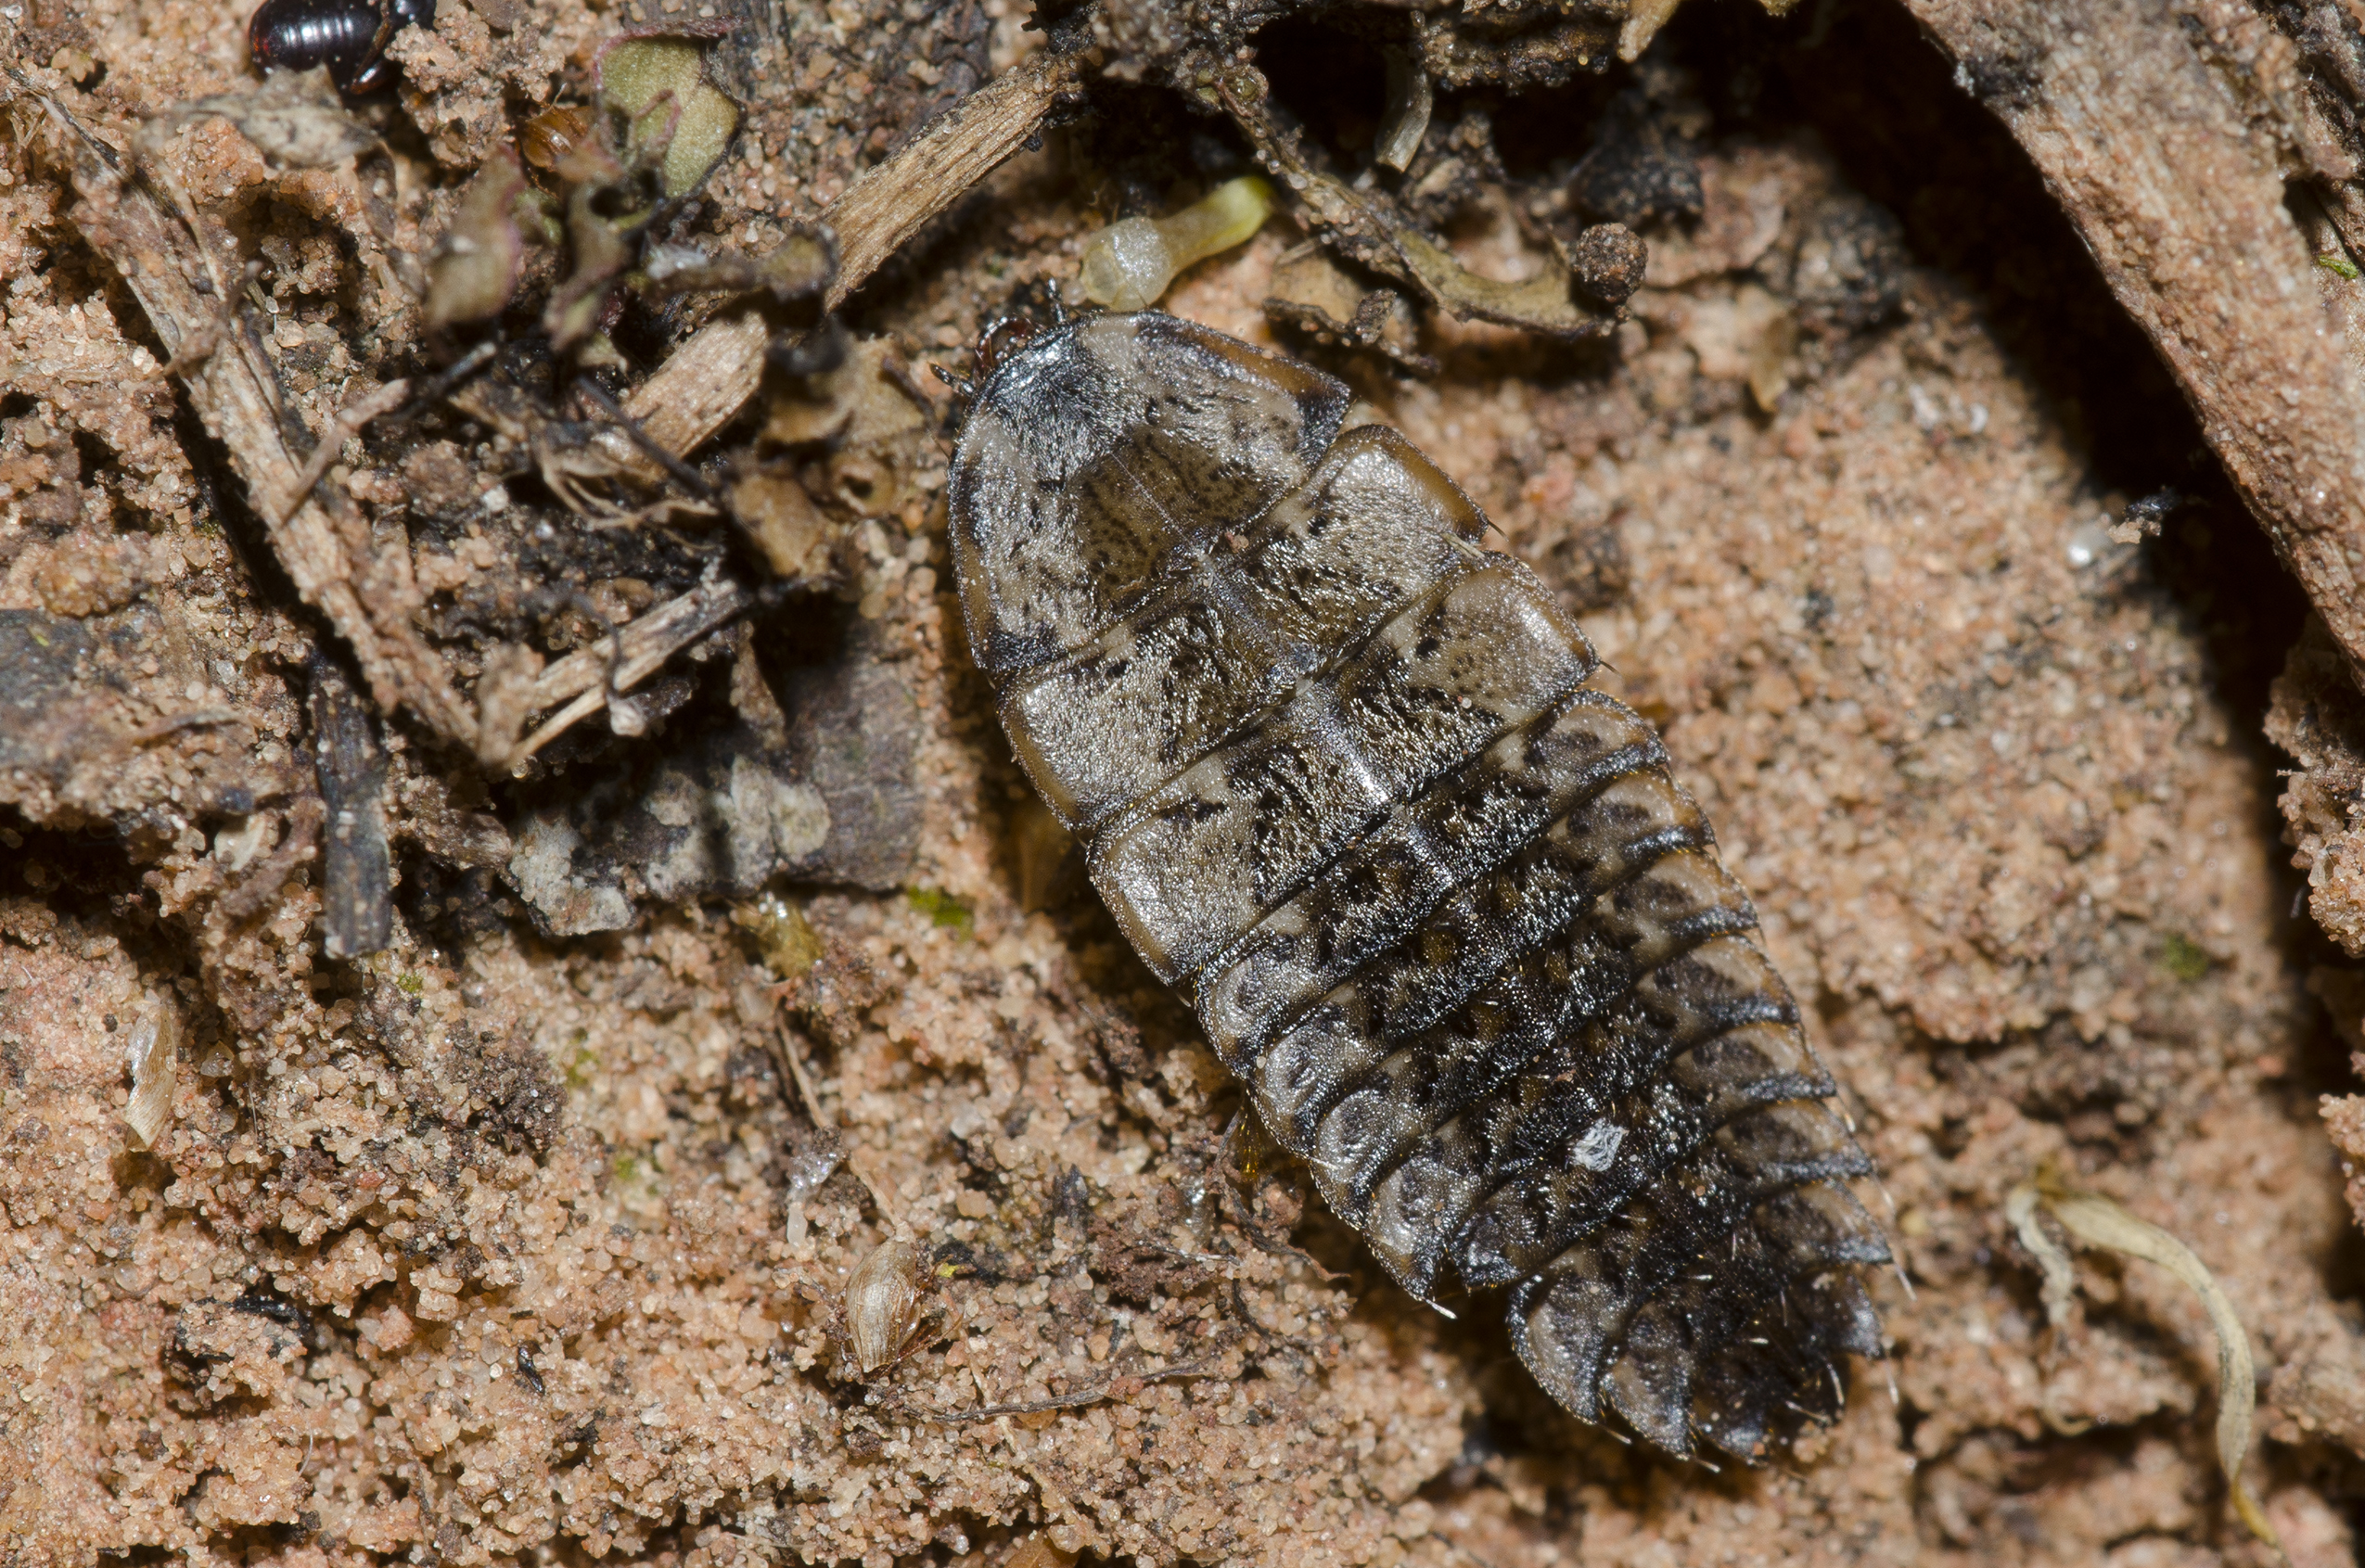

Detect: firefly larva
[948,311,1886,1459]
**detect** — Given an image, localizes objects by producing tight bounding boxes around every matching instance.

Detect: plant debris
[307,655,393,959]
[595,31,741,202]
[1080,174,1274,311]
[1261,244,1437,374]
[2007,1166,2284,1558]
[120,1001,179,1152]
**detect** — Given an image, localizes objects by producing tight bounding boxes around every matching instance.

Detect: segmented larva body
[949,312,1887,1459]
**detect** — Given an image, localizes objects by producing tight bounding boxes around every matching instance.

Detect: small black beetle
[248,0,436,95]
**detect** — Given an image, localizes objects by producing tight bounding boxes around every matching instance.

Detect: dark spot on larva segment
[950,311,1887,1461]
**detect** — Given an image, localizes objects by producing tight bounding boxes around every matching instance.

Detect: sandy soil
[2,1,2362,1565]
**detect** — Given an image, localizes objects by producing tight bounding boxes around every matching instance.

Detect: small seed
[843,1238,920,1375]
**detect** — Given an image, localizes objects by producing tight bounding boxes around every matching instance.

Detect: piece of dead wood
[307,657,393,960]
[593,310,770,485]
[505,572,756,769]
[1903,0,2365,682]
[594,46,1089,485]
[16,71,479,750]
[823,45,1089,312]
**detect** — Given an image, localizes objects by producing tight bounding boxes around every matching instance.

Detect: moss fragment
[906,886,974,933]
[2161,932,2211,981]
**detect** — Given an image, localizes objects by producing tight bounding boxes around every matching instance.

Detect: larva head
[946,312,1351,676]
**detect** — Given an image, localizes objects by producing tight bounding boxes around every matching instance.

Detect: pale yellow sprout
[2008,1166,2285,1561]
[1080,176,1276,311]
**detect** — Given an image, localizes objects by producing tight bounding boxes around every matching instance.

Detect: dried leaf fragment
[509,574,756,766]
[426,148,535,329]
[2007,1168,2285,1559]
[121,1003,179,1151]
[726,463,838,583]
[545,152,645,351]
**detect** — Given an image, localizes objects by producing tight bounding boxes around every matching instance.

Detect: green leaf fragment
[597,36,741,201]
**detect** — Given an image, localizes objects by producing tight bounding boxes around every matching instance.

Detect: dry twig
[20,74,478,746]
[276,379,413,527]
[508,573,756,767]
[911,1353,1230,1425]
[822,45,1087,312]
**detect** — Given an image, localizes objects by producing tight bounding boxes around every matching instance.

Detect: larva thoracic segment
[949,311,1886,1460]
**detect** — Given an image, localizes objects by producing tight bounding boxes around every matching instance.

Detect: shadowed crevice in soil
[1694,0,2309,722]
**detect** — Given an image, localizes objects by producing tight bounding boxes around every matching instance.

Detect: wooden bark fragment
[594,46,1086,485]
[821,45,1088,312]
[307,656,393,960]
[1899,0,2365,677]
[19,79,479,748]
[591,310,771,480]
